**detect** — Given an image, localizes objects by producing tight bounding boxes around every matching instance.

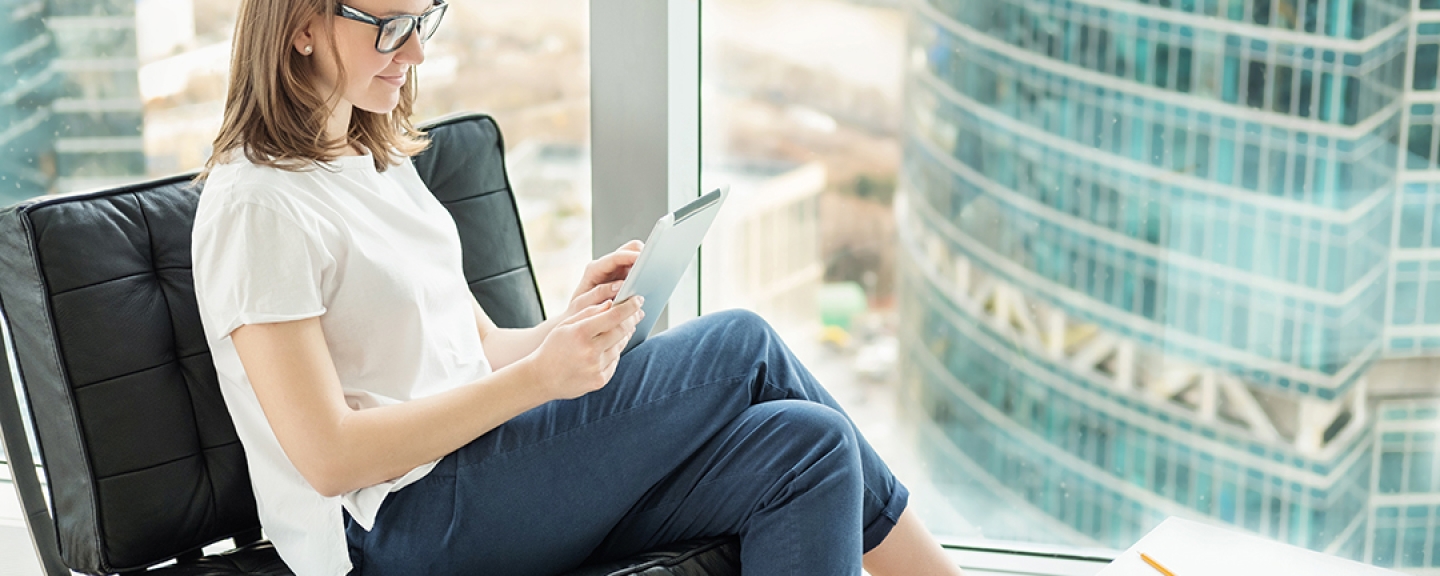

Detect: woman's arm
[474,240,643,369]
[471,301,561,370]
[231,295,644,498]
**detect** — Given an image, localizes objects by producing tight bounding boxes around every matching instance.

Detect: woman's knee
[707,308,776,341]
[696,309,787,368]
[750,400,858,456]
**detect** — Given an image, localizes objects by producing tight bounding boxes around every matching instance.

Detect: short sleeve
[192,201,334,341]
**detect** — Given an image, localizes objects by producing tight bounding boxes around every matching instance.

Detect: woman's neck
[325,101,362,156]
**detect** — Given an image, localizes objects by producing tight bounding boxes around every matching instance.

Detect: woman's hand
[563,240,643,319]
[529,296,645,400]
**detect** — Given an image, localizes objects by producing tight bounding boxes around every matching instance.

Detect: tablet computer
[615,185,729,353]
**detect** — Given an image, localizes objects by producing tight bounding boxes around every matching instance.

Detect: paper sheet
[1098,517,1403,576]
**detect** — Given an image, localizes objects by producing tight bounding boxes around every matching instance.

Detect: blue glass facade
[45,0,146,193]
[899,263,1374,550]
[901,0,1440,564]
[1392,18,1440,358]
[1368,400,1440,568]
[0,0,145,205]
[1,0,61,205]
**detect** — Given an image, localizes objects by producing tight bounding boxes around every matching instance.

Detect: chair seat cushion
[146,538,740,575]
[561,538,741,576]
[146,542,290,576]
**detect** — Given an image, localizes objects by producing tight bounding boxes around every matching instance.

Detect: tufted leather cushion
[413,114,545,330]
[145,542,291,576]
[0,113,737,575]
[0,173,260,573]
[565,539,741,576]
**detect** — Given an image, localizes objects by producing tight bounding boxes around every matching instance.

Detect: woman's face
[298,0,431,115]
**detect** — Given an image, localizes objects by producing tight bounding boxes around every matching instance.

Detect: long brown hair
[202,0,428,177]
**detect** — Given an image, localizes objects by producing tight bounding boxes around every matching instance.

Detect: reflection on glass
[903,0,1440,570]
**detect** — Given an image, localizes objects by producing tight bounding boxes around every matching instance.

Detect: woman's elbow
[295,455,353,498]
[308,477,348,499]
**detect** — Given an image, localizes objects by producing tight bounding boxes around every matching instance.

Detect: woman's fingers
[597,309,639,374]
[572,280,623,311]
[578,296,643,339]
[560,300,612,327]
[569,240,644,306]
[593,307,643,351]
[585,242,643,284]
[598,342,624,382]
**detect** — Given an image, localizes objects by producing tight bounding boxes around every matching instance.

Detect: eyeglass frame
[335,0,448,54]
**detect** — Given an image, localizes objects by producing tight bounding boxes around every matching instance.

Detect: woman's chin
[353,93,401,115]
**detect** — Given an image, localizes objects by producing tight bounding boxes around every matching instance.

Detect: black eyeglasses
[336,0,448,54]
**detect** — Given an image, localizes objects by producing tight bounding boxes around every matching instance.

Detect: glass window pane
[1415,44,1438,91]
[15,0,1440,571]
[1409,123,1435,170]
[1428,282,1440,325]
[693,0,1440,568]
[1402,202,1429,248]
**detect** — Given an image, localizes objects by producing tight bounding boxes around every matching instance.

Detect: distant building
[46,0,147,193]
[1368,397,1440,571]
[0,0,61,205]
[702,160,825,330]
[901,0,1440,570]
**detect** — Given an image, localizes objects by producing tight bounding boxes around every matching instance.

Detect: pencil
[1139,552,1176,576]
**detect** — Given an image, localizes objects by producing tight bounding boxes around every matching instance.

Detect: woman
[192,0,964,575]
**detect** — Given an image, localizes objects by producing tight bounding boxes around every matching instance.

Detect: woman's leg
[863,508,966,576]
[591,399,867,573]
[586,311,910,563]
[349,309,907,575]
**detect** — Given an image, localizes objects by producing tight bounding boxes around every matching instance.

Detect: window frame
[589,0,702,332]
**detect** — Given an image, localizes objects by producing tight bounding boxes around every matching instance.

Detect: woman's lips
[378,74,405,87]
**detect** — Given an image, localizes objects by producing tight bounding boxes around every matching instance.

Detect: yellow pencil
[1139,552,1176,576]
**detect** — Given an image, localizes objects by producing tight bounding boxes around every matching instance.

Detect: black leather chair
[0,113,739,576]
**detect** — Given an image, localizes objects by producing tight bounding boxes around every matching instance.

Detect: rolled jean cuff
[862,480,910,553]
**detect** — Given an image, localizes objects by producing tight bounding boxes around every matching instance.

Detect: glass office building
[1,0,60,205]
[900,0,1440,567]
[1369,399,1440,570]
[0,0,145,206]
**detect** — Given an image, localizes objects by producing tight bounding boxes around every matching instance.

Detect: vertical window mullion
[590,0,701,325]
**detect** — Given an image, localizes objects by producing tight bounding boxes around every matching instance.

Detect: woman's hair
[202,0,428,177]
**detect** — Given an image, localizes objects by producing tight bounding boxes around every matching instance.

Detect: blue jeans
[344,309,908,576]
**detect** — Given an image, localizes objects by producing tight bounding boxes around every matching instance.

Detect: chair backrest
[0,113,543,574]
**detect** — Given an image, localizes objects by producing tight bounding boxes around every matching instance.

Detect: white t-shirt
[192,151,494,576]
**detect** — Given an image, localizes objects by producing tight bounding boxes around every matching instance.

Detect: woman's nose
[394,31,426,65]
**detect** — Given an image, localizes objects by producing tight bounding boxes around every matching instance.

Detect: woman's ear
[293,16,320,56]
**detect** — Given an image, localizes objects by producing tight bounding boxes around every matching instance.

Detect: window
[8,0,1440,573]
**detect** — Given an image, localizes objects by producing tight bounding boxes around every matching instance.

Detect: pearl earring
[303,45,313,55]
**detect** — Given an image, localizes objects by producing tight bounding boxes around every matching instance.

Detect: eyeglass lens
[376,5,445,52]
